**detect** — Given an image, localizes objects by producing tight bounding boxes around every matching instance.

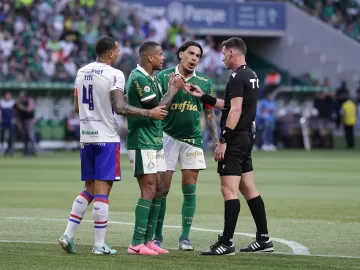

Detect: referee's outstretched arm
[185,84,225,110]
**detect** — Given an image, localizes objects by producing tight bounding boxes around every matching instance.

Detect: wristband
[220,127,234,143]
[200,93,216,107]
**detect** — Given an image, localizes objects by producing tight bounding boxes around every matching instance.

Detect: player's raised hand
[171,74,186,90]
[167,72,175,90]
[149,105,168,120]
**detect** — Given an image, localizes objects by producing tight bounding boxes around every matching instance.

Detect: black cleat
[239,238,274,253]
[201,235,235,256]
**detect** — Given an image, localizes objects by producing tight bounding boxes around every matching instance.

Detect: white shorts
[127,149,166,176]
[163,133,206,171]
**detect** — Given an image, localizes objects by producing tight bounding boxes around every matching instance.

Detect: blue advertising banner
[120,0,286,36]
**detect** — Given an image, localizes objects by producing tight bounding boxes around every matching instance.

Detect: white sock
[93,195,109,248]
[64,190,93,239]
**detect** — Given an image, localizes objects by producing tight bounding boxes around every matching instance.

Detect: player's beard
[181,64,194,77]
[154,64,163,71]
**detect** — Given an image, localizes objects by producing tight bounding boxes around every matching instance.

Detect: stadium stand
[0,0,359,151]
[291,0,360,42]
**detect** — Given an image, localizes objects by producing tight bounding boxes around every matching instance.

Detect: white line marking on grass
[2,216,309,255]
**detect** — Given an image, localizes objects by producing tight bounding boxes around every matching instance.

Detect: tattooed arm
[158,74,185,110]
[110,90,168,120]
[204,108,219,145]
[158,85,179,110]
[110,90,151,117]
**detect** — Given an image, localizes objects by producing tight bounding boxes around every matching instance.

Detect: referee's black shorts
[217,131,253,176]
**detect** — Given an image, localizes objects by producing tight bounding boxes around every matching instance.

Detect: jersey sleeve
[109,70,125,93]
[229,73,244,99]
[134,75,157,103]
[203,78,215,109]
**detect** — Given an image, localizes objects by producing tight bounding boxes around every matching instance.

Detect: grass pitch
[0,150,359,269]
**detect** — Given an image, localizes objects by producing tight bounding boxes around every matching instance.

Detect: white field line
[1,216,311,255]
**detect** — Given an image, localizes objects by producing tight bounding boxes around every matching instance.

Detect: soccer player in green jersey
[126,41,186,256]
[154,41,219,251]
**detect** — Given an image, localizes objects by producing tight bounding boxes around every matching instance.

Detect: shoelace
[210,241,221,251]
[182,240,191,245]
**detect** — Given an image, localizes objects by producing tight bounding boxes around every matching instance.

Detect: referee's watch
[219,137,226,144]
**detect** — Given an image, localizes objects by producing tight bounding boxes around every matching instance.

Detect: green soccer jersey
[126,65,163,150]
[156,65,214,148]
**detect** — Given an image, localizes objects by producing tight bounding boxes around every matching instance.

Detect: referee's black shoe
[239,237,274,253]
[200,235,235,256]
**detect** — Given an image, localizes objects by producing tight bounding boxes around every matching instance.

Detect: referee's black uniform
[218,65,258,176]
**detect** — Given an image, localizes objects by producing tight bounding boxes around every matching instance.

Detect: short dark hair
[177,41,203,61]
[95,36,118,56]
[139,41,161,56]
[221,37,247,56]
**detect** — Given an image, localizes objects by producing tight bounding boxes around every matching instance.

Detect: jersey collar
[175,65,196,82]
[136,64,154,80]
[235,65,247,71]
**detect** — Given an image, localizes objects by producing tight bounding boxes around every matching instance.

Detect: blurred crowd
[0,0,227,84]
[292,0,360,41]
[251,80,360,151]
[1,0,359,154]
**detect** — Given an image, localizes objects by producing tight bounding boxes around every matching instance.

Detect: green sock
[131,198,152,246]
[155,190,169,242]
[180,184,196,241]
[144,198,162,243]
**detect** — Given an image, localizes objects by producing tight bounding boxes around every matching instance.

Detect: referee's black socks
[222,199,240,246]
[247,195,269,241]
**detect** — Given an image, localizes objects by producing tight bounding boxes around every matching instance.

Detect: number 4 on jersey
[82,84,94,110]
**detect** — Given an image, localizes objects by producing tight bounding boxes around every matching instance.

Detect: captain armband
[200,94,217,107]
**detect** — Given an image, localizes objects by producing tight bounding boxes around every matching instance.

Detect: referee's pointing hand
[184,84,204,97]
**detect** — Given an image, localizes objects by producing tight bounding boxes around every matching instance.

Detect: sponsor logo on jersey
[80,116,102,124]
[82,130,99,136]
[170,101,198,112]
[81,69,104,75]
[196,76,208,82]
[135,81,143,97]
[144,86,150,92]
[186,150,203,157]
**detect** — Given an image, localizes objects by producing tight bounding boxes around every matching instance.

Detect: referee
[185,37,274,255]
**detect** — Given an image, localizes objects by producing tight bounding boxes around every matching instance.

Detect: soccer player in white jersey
[58,36,168,255]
